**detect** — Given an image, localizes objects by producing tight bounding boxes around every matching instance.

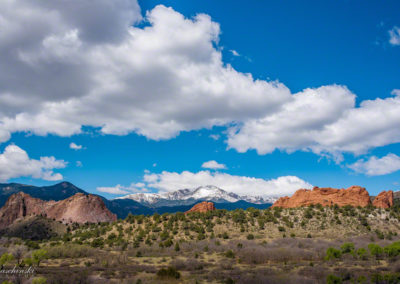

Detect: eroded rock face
[186,201,216,213]
[372,191,394,209]
[0,192,116,229]
[272,186,372,208]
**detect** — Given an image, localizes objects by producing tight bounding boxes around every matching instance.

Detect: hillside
[0,192,116,229]
[1,204,400,283]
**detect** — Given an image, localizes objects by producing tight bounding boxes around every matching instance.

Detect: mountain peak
[116,185,276,206]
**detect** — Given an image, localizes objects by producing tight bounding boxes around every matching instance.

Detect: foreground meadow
[2,205,400,283]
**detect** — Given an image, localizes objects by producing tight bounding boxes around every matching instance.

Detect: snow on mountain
[117,193,161,204]
[115,185,276,206]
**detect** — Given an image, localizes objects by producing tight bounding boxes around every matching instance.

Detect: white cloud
[0,144,66,181]
[348,153,400,176]
[228,86,400,158]
[76,160,83,167]
[97,184,130,195]
[230,49,240,56]
[97,183,148,195]
[389,26,400,46]
[143,170,312,197]
[209,134,220,140]
[0,1,399,162]
[0,2,290,141]
[202,160,227,170]
[69,142,83,150]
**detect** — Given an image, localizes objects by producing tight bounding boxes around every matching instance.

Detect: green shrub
[163,238,173,247]
[325,247,342,260]
[32,277,47,284]
[340,243,355,254]
[246,234,254,240]
[22,257,33,267]
[225,250,235,258]
[356,248,368,260]
[32,249,48,267]
[368,243,383,258]
[91,238,104,248]
[0,253,14,268]
[326,274,342,284]
[384,241,400,258]
[156,266,181,279]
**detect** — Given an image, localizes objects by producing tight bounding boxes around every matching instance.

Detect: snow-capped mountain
[115,185,277,207]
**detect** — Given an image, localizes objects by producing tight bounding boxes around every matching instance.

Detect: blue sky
[0,0,400,198]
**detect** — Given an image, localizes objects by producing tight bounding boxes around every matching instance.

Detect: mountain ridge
[115,185,277,207]
[0,182,274,218]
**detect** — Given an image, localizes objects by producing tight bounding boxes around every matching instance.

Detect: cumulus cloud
[389,26,400,46]
[0,0,399,161]
[201,160,227,170]
[76,161,83,167]
[142,170,312,197]
[228,86,400,158]
[0,144,66,181]
[97,182,148,195]
[69,142,83,150]
[348,153,400,176]
[97,185,130,195]
[0,1,290,141]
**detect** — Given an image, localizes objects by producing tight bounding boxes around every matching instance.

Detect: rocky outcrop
[186,201,216,213]
[0,192,116,229]
[272,186,372,208]
[372,190,394,209]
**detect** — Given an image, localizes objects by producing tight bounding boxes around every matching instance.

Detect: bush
[0,253,14,268]
[32,277,47,284]
[326,274,342,284]
[384,241,400,258]
[368,243,383,258]
[325,247,342,260]
[156,266,181,279]
[32,249,48,267]
[47,244,94,259]
[356,248,368,260]
[225,250,235,258]
[91,238,104,248]
[247,234,254,240]
[340,243,354,254]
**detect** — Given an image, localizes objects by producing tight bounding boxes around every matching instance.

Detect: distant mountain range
[0,182,274,218]
[115,185,277,207]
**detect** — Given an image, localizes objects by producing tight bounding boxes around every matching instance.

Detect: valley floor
[1,205,400,283]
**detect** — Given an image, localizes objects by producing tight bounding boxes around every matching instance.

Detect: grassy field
[2,205,400,283]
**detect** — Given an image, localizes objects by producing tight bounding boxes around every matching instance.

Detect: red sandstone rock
[372,190,394,209]
[186,201,216,213]
[272,186,372,208]
[0,192,116,229]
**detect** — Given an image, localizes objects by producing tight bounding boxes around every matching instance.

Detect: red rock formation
[372,190,394,209]
[186,201,216,213]
[0,192,116,229]
[272,186,372,208]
